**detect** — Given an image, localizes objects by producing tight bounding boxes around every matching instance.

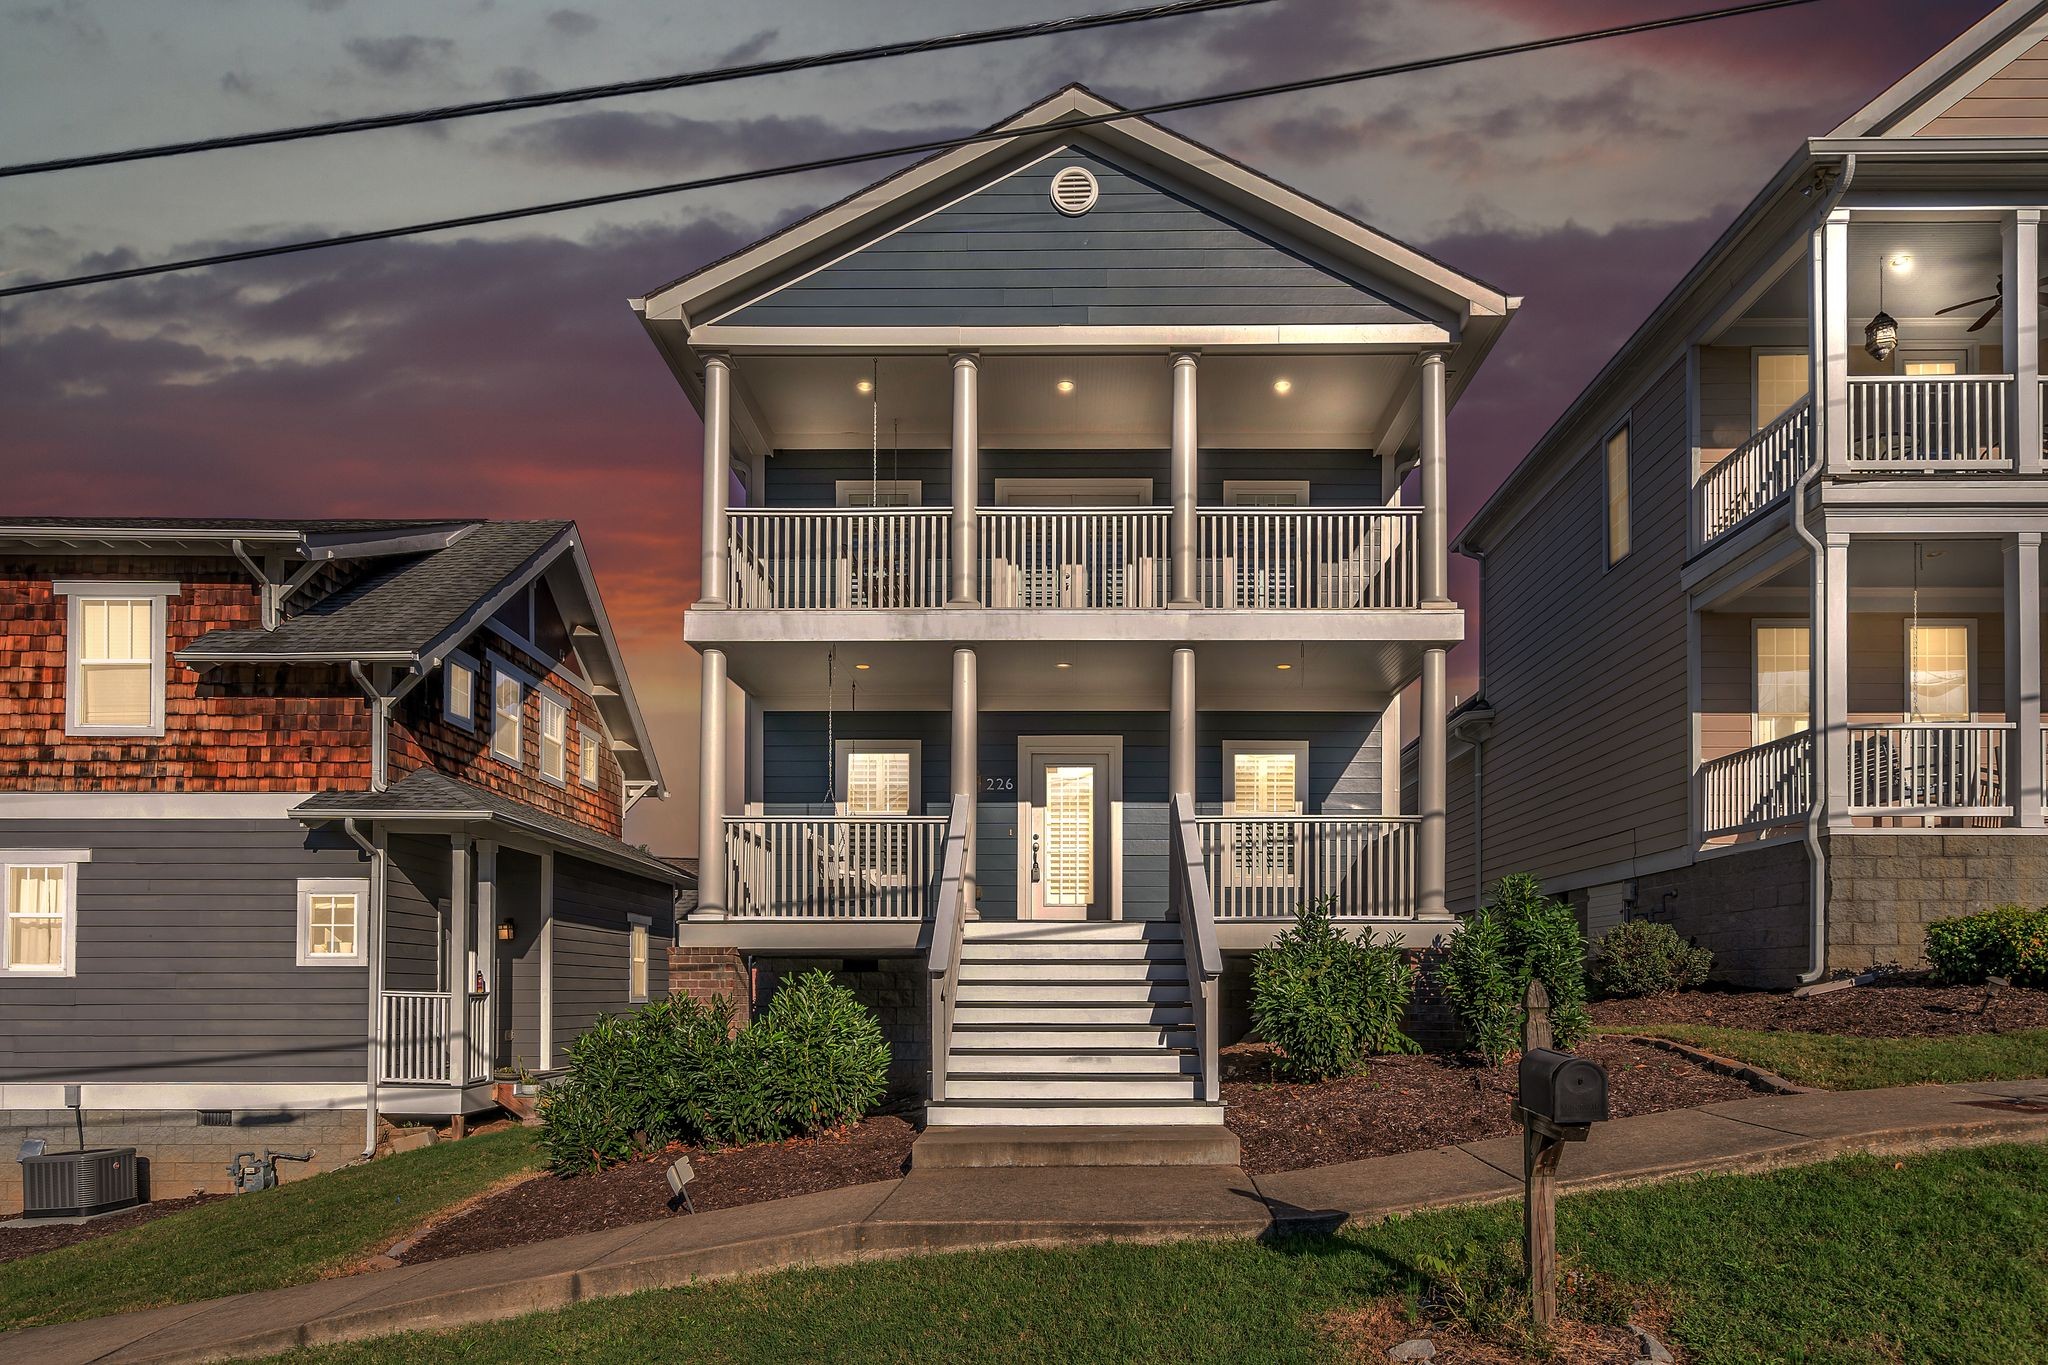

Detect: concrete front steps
[913,1123,1241,1169]
[928,919,1224,1130]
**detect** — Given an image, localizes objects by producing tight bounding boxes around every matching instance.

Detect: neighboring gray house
[1446,1,2048,985]
[0,518,681,1201]
[647,86,1519,1126]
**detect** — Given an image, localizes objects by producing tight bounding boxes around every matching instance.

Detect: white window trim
[536,688,570,787]
[1751,618,1812,746]
[834,479,923,507]
[443,650,479,733]
[578,724,603,788]
[1749,347,1809,433]
[993,477,1154,506]
[1221,740,1310,811]
[1221,480,1311,506]
[627,914,652,1003]
[1903,618,1978,722]
[483,620,594,698]
[487,652,534,769]
[296,877,369,968]
[1,850,88,977]
[834,739,922,816]
[55,581,178,739]
[1602,419,1632,569]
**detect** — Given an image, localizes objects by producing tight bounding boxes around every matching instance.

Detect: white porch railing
[1197,507,1419,608]
[726,816,947,919]
[379,991,491,1086]
[726,508,950,609]
[1694,397,1812,548]
[1846,375,2011,468]
[979,507,1171,608]
[1700,732,1813,839]
[1193,815,1417,920]
[1849,722,2014,817]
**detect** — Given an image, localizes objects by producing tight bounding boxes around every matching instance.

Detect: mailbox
[1517,1048,1608,1127]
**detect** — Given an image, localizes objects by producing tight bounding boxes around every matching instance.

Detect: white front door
[1023,748,1113,920]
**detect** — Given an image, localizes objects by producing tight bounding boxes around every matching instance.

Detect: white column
[1418,648,1448,917]
[473,839,497,1083]
[537,849,555,1071]
[447,836,470,1089]
[1821,534,1851,823]
[951,647,979,913]
[1821,211,1851,475]
[1170,647,1196,799]
[1418,351,1449,606]
[949,353,980,606]
[700,355,731,607]
[2005,211,2041,474]
[1170,353,1201,607]
[695,647,729,918]
[2007,532,2043,827]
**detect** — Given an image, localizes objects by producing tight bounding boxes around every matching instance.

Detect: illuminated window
[60,584,174,736]
[297,878,367,967]
[491,668,524,764]
[1903,359,1960,377]
[538,692,568,784]
[1754,623,1810,744]
[444,652,477,730]
[4,862,78,974]
[1753,351,1809,428]
[579,725,601,787]
[628,919,650,1002]
[836,741,920,815]
[1908,622,1972,721]
[1040,764,1096,909]
[1604,425,1631,565]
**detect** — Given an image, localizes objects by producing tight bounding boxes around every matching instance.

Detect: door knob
[1030,831,1041,883]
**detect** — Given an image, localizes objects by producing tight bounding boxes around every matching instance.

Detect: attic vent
[1049,166,1099,216]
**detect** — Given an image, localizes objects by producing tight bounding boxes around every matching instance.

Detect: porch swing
[801,646,888,907]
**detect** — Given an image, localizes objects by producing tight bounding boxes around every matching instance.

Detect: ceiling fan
[1934,275,2048,333]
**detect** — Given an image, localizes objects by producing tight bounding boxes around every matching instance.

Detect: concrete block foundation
[0,1107,366,1212]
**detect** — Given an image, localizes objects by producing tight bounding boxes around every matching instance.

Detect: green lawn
[0,1127,541,1332]
[1600,1023,2048,1090]
[267,1142,2048,1365]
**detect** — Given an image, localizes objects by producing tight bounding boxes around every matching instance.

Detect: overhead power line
[0,0,1823,301]
[0,0,1270,180]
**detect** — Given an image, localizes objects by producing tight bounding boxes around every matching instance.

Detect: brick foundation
[1638,841,1813,988]
[0,1108,365,1213]
[667,945,752,1023]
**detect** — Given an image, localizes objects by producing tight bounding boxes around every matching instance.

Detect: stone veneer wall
[1822,832,2048,975]
[0,1108,365,1212]
[751,956,929,1102]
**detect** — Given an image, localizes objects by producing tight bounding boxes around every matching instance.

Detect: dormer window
[56,580,176,737]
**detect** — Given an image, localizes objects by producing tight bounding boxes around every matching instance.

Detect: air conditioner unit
[19,1146,140,1218]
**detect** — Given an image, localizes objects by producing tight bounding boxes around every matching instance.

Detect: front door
[1023,748,1113,920]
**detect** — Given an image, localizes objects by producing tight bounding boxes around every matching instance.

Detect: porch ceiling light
[855,378,874,394]
[1887,252,1914,274]
[1055,379,1076,395]
[1275,662,1293,670]
[1055,661,1072,669]
[1272,377,1293,395]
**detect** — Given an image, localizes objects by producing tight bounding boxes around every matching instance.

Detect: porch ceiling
[1730,219,2008,333]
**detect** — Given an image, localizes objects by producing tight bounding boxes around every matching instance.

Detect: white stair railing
[1197,507,1418,608]
[1848,722,2014,816]
[925,807,971,1103]
[1699,732,1813,839]
[1169,795,1223,1103]
[1693,397,1812,548]
[380,991,453,1085]
[725,816,947,919]
[979,507,1171,608]
[1847,376,2011,468]
[1192,815,1418,920]
[726,508,949,609]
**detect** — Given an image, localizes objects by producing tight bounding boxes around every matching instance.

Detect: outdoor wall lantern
[497,918,516,942]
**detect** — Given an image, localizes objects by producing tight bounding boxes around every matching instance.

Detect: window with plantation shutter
[1040,764,1095,909]
[847,751,911,815]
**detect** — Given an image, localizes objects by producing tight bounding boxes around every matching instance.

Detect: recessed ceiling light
[855,379,874,394]
[1275,662,1292,670]
[1055,379,1076,395]
[1272,378,1293,395]
[854,662,871,671]
[1055,661,1072,669]
[1887,252,1914,274]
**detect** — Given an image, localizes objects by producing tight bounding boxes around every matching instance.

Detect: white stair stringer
[933,920,1220,1128]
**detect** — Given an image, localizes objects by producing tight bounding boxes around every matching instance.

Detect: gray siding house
[0,518,681,1201]
[647,86,1519,1125]
[1446,1,2048,985]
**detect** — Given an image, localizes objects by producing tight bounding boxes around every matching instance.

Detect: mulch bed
[1590,980,2048,1038]
[398,1115,918,1266]
[1223,1037,1756,1175]
[0,1193,225,1265]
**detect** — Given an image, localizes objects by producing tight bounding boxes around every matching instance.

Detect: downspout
[1466,546,1486,912]
[341,818,385,1160]
[349,662,393,793]
[1790,152,1854,985]
[229,538,274,630]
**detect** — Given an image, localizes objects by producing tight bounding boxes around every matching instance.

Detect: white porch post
[1821,533,1852,823]
[1419,351,1450,606]
[2004,210,2041,474]
[447,836,470,1089]
[1418,647,1449,917]
[700,355,731,607]
[2007,532,2043,827]
[1821,211,1852,475]
[537,849,555,1071]
[1170,647,1196,801]
[695,647,729,918]
[474,840,497,1083]
[1170,353,1201,607]
[951,647,979,913]
[949,353,980,606]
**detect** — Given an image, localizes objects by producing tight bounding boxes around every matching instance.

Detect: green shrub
[1437,909,1520,1065]
[1591,919,1714,998]
[1926,905,2048,987]
[1437,874,1591,1063]
[1250,898,1418,1080]
[538,972,891,1174]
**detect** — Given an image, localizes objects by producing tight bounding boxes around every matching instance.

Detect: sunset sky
[0,0,1996,853]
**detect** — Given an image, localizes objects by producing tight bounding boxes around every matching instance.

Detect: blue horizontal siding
[763,449,1383,508]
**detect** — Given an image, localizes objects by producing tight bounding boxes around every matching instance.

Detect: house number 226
[982,775,1015,793]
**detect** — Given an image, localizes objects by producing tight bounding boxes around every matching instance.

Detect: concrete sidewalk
[9,1078,2047,1365]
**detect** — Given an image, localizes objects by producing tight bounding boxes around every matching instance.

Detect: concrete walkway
[10,1078,2047,1364]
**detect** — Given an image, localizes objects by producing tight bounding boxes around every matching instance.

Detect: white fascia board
[685,605,1464,647]
[684,323,1455,352]
[545,540,667,795]
[1829,2,2048,137]
[0,792,323,819]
